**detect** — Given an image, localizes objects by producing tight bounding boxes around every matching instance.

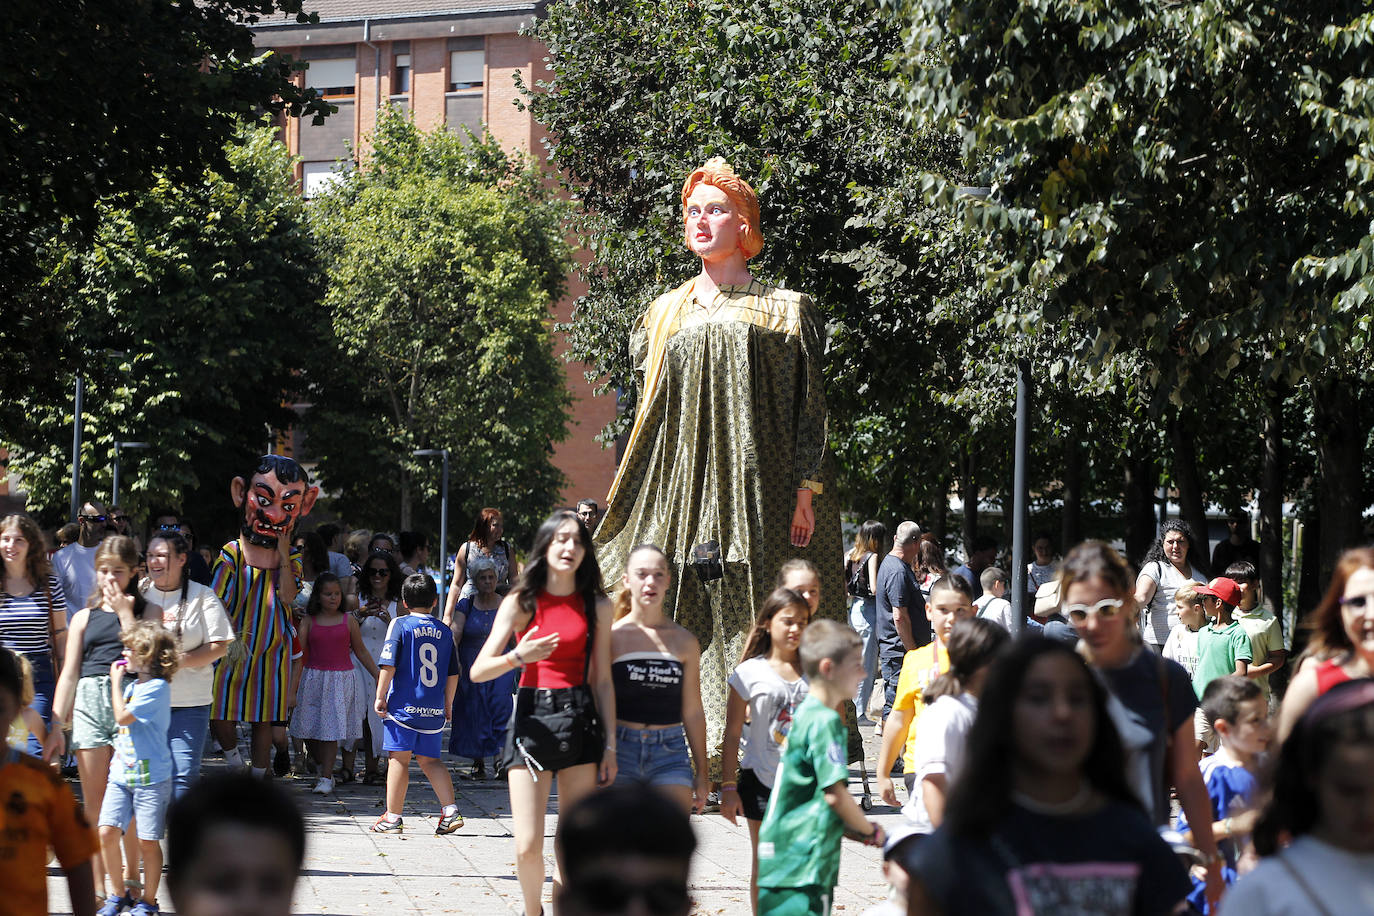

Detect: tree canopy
[303,112,574,543]
[2,126,324,536]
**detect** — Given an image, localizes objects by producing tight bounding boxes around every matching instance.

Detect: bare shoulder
[667,623,701,657]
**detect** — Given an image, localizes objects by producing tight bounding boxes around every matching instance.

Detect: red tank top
[1315,657,1354,695]
[518,591,590,688]
[305,618,353,671]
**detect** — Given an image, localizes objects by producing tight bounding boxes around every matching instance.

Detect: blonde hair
[1174,579,1204,606]
[122,620,181,681]
[681,158,764,260]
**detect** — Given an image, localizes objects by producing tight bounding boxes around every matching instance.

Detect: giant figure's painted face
[231,456,318,549]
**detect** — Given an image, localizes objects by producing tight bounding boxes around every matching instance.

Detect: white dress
[351,602,393,757]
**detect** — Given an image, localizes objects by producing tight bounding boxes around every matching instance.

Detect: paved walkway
[48,720,903,915]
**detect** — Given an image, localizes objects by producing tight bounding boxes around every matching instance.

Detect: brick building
[253,0,617,508]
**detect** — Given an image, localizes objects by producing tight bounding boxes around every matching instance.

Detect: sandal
[362,770,385,786]
[338,769,356,784]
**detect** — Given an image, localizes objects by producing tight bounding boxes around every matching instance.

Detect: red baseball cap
[1195,577,1242,607]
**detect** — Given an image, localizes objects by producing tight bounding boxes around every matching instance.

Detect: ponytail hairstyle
[925,617,1012,704]
[305,573,342,617]
[739,588,810,664]
[614,544,670,620]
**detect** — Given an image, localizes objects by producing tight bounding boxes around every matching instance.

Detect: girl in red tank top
[466,511,616,916]
[1277,549,1374,740]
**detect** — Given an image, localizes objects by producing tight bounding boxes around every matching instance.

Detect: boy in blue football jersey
[371,574,463,835]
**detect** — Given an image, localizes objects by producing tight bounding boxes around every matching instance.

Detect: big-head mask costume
[231,455,318,553]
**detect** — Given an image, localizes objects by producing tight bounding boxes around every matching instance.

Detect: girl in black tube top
[610,544,709,814]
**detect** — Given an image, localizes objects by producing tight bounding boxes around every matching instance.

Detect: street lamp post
[413,449,450,609]
[112,442,152,507]
[69,374,84,522]
[957,185,1030,634]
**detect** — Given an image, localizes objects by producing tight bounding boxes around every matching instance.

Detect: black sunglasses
[368,568,391,577]
[79,514,108,523]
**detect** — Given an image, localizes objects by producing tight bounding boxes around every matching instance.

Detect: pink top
[305,618,353,671]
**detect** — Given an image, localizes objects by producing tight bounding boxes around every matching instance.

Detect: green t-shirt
[757,694,849,891]
[1193,620,1253,699]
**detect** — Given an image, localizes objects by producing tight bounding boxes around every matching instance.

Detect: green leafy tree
[887,0,1374,575]
[2,126,324,539]
[304,112,573,543]
[0,0,331,415]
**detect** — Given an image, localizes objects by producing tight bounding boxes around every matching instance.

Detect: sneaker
[273,748,290,777]
[222,747,244,770]
[855,715,875,727]
[370,814,403,834]
[130,902,160,916]
[311,777,334,795]
[435,810,464,835]
[97,894,131,916]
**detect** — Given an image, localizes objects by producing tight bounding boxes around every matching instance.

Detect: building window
[301,161,347,198]
[449,50,484,92]
[305,58,357,98]
[394,53,411,94]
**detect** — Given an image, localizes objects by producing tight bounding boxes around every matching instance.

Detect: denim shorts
[98,779,172,840]
[612,724,693,789]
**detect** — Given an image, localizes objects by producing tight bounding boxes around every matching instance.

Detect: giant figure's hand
[790,489,815,547]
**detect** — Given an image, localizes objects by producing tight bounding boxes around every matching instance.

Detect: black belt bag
[504,684,603,775]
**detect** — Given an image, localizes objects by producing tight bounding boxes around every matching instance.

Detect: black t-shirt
[905,800,1191,916]
[875,554,927,660]
[1097,649,1197,826]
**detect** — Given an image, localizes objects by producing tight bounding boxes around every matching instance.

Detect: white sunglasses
[1064,597,1126,623]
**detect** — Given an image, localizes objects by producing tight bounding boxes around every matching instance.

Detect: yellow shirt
[0,750,97,911]
[893,644,950,771]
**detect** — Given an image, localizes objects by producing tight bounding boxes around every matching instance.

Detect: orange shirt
[0,749,97,912]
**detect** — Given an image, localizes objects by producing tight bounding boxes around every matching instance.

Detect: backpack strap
[1154,652,1175,802]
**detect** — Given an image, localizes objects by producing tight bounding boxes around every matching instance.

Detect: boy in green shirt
[1191,577,1253,753]
[758,619,885,916]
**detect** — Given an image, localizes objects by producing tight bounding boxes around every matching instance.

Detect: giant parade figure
[595,159,842,755]
[209,454,318,774]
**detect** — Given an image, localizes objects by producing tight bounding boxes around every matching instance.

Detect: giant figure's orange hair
[681,157,764,260]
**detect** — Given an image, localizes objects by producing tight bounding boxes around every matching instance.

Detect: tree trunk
[1168,408,1210,576]
[1296,515,1321,657]
[1061,427,1083,550]
[930,473,948,544]
[961,440,978,552]
[1123,450,1158,568]
[1259,386,1284,628]
[1313,376,1364,584]
[399,468,413,531]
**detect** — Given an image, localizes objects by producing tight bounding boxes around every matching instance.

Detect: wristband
[720,786,738,794]
[720,781,738,789]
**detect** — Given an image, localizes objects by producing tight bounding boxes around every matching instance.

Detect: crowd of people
[3,499,1374,916]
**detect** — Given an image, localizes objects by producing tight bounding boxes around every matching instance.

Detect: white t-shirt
[902,692,978,832]
[727,656,809,788]
[974,595,1017,632]
[142,581,235,708]
[1218,835,1374,916]
[1027,561,1059,592]
[52,542,98,620]
[1140,560,1197,646]
[1162,623,1201,681]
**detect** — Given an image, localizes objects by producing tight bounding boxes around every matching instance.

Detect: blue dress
[449,596,516,758]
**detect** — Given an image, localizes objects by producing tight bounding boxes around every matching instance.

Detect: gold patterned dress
[596,277,843,754]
